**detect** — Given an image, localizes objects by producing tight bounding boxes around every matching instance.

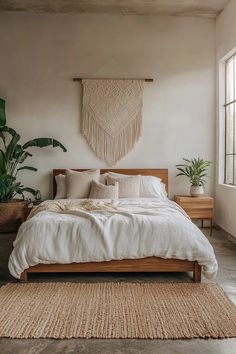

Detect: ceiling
[0,0,229,18]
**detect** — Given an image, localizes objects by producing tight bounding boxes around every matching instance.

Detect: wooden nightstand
[174,195,214,236]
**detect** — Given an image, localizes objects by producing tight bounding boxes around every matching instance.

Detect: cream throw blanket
[28,199,118,220]
[82,79,144,165]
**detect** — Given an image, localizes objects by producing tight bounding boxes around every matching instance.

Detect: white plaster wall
[0,13,215,199]
[216,0,236,238]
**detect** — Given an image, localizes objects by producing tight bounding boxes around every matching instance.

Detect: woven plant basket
[0,199,26,233]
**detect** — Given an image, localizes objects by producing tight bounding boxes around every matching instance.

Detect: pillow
[107,175,140,198]
[99,173,108,185]
[107,172,167,199]
[89,180,119,199]
[66,169,100,199]
[55,174,66,199]
[140,176,167,199]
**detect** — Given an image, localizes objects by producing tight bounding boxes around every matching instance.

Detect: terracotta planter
[0,199,26,233]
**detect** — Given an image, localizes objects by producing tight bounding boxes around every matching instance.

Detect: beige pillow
[66,169,100,199]
[55,174,66,199]
[89,180,118,199]
[107,175,140,198]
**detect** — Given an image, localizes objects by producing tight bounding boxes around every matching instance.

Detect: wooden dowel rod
[73,78,154,82]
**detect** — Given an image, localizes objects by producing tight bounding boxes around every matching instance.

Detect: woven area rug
[0,282,236,339]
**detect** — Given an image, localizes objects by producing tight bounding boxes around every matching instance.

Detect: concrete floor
[0,226,236,354]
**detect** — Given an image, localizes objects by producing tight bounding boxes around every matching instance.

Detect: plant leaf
[176,167,188,175]
[21,187,37,196]
[23,138,67,152]
[5,131,20,162]
[17,166,37,173]
[0,98,6,127]
[0,125,17,137]
[18,151,32,164]
[0,149,6,174]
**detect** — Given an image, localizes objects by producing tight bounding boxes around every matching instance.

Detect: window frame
[224,52,236,186]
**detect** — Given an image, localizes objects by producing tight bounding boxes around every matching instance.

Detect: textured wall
[0,13,215,199]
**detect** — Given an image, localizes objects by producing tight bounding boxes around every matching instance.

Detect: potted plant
[176,157,211,197]
[0,98,67,232]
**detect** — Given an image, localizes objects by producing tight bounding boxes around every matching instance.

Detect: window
[225,53,236,185]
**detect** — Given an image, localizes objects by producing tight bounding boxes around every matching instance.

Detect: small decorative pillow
[55,174,67,199]
[89,180,119,199]
[107,175,140,198]
[66,169,100,199]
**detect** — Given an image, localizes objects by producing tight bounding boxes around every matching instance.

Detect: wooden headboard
[53,169,168,198]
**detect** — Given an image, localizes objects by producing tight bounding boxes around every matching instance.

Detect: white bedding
[8,198,218,279]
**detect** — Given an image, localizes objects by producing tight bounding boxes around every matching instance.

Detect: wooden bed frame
[20,168,201,283]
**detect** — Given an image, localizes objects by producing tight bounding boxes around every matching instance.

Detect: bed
[8,169,217,283]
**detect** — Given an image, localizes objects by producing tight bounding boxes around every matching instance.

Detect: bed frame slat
[20,259,201,283]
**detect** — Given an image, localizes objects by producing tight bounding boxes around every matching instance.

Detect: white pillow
[140,176,167,199]
[107,172,167,199]
[89,180,119,199]
[107,175,140,198]
[55,174,66,199]
[66,169,100,199]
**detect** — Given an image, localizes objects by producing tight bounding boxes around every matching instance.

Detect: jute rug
[0,282,236,339]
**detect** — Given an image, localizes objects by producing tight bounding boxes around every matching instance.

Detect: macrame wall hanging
[73,78,153,166]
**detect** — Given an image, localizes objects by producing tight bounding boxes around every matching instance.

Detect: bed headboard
[53,169,168,198]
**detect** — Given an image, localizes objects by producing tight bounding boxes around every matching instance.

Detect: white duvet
[8,198,218,279]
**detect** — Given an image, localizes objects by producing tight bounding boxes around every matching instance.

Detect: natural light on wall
[224,53,236,185]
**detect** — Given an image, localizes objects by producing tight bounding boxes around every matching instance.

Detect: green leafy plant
[176,158,211,187]
[0,98,67,202]
[0,174,36,202]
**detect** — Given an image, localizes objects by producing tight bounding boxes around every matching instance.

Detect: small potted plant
[176,158,211,197]
[0,98,67,232]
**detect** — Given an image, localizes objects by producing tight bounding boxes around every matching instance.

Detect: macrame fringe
[82,108,142,166]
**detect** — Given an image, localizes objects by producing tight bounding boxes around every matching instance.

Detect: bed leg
[193,262,201,282]
[20,270,28,283]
